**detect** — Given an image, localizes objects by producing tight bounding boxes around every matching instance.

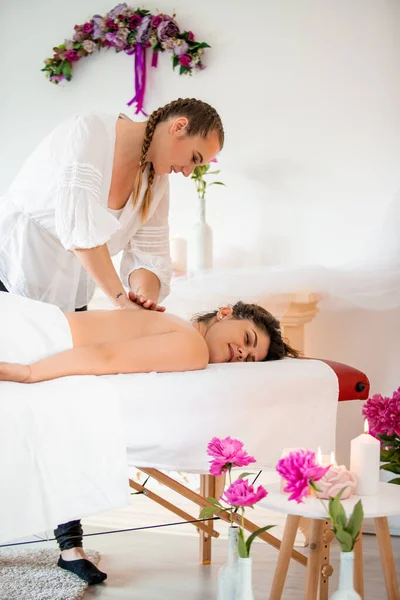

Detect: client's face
[204,309,270,364]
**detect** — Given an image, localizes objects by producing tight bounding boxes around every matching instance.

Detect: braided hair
[192,301,299,361]
[133,98,224,220]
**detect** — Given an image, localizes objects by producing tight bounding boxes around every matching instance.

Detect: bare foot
[61,547,91,562]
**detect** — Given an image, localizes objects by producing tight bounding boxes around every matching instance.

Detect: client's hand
[128,291,166,312]
[0,362,31,383]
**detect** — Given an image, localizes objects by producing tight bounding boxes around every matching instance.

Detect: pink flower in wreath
[151,15,163,28]
[276,449,330,503]
[129,14,142,29]
[105,18,117,29]
[207,436,256,476]
[222,478,267,508]
[178,54,192,67]
[187,31,195,41]
[50,74,66,83]
[65,50,80,63]
[82,21,94,34]
[174,41,189,56]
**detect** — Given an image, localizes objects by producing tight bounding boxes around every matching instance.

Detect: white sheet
[0,376,129,545]
[109,358,339,473]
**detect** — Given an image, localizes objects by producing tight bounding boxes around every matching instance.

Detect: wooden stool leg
[304,519,324,600]
[374,517,400,600]
[269,515,301,600]
[319,520,334,600]
[199,474,216,565]
[353,527,364,598]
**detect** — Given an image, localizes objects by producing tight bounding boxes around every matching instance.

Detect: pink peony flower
[221,478,267,508]
[276,449,330,503]
[207,436,256,476]
[82,21,94,34]
[315,466,358,500]
[362,390,400,438]
[151,15,163,28]
[178,54,191,67]
[65,50,80,63]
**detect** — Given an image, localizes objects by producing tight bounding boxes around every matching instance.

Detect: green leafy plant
[190,158,225,200]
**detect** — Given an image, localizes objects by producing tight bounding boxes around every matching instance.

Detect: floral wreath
[42,4,210,115]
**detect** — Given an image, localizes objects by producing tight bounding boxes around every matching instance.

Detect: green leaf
[336,504,347,530]
[238,472,255,480]
[388,477,400,485]
[380,463,400,475]
[172,55,179,69]
[328,487,348,523]
[62,61,72,79]
[206,497,222,507]
[347,500,364,540]
[209,182,225,186]
[238,529,248,558]
[334,527,354,552]
[377,434,397,443]
[199,505,221,519]
[246,525,275,555]
[73,43,82,50]
[381,448,397,461]
[179,65,189,75]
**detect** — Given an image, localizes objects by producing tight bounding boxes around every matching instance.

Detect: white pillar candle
[350,420,380,496]
[170,237,187,274]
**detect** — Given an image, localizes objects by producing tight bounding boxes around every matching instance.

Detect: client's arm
[0,331,209,383]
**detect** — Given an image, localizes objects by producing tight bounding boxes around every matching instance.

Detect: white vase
[190,197,213,272]
[330,552,361,600]
[380,467,400,535]
[217,526,239,600]
[236,557,255,600]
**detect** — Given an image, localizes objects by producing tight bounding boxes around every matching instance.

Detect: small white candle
[317,446,333,467]
[170,237,187,274]
[350,419,380,496]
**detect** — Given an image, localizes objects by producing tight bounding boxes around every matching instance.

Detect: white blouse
[0,114,172,311]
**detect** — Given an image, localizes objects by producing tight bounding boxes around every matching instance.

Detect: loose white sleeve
[120,181,173,302]
[54,115,121,251]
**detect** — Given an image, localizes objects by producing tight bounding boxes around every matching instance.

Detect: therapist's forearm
[74,244,129,308]
[128,269,160,302]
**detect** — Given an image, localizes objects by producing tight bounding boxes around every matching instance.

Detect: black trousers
[0,279,87,550]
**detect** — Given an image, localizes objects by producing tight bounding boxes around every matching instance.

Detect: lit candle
[317,446,333,467]
[350,419,380,496]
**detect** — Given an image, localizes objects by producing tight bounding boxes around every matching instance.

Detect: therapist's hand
[0,362,31,383]
[128,291,166,312]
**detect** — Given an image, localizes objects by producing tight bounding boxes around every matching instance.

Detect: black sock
[57,556,107,585]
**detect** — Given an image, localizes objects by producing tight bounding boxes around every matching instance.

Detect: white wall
[1,0,399,456]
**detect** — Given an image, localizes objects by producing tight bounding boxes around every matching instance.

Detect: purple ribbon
[127,44,147,116]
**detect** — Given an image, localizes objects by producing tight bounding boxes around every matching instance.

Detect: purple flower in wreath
[173,41,189,56]
[105,32,126,50]
[136,15,152,43]
[108,3,128,18]
[73,31,85,43]
[92,15,104,40]
[50,74,66,83]
[157,17,179,42]
[65,50,80,63]
[129,13,142,29]
[151,15,163,28]
[82,21,94,34]
[179,54,191,67]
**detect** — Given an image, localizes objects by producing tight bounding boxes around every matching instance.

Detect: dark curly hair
[192,301,299,361]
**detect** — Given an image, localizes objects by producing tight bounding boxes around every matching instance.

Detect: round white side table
[259,481,400,600]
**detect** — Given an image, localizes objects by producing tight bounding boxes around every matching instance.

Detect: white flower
[83,40,96,53]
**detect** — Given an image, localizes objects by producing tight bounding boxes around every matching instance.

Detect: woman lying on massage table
[0,293,298,383]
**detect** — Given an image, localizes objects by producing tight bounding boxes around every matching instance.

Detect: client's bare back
[65,307,192,349]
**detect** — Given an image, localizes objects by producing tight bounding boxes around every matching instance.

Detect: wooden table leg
[353,527,364,598]
[374,517,400,600]
[304,519,324,600]
[199,474,216,565]
[319,520,334,600]
[269,515,301,600]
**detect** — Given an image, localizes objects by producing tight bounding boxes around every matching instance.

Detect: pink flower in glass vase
[221,478,267,507]
[207,436,256,476]
[276,449,330,503]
